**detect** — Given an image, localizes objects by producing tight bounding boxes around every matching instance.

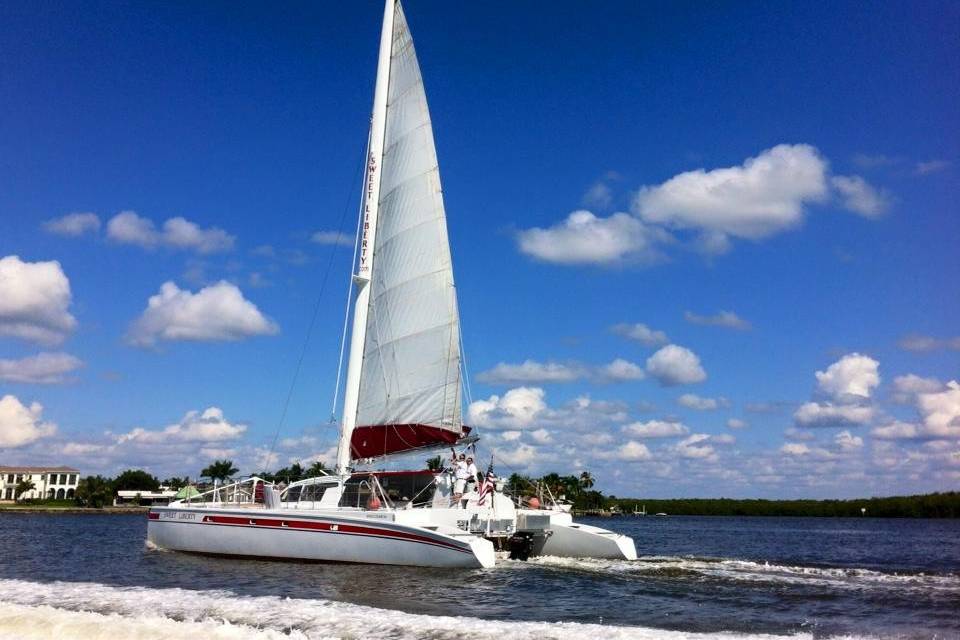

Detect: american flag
[476,461,496,506]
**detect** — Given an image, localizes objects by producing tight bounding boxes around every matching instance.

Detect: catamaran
[147,0,636,568]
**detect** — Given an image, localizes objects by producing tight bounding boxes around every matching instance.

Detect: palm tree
[14,478,35,502]
[426,455,442,471]
[201,459,238,483]
[306,461,328,477]
[75,475,114,508]
[579,471,595,491]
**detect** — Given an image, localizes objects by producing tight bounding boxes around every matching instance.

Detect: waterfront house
[0,466,80,501]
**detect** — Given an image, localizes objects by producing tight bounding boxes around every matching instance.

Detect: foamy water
[525,555,960,593]
[0,579,829,640]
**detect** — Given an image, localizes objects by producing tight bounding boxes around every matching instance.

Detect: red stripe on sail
[350,424,470,459]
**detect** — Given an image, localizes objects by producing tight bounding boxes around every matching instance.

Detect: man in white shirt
[452,453,469,507]
[465,456,479,490]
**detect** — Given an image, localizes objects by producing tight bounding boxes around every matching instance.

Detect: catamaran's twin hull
[147,507,496,568]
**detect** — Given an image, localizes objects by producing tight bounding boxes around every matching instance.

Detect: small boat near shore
[147,0,635,569]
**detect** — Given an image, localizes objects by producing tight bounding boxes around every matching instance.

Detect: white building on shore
[0,466,80,502]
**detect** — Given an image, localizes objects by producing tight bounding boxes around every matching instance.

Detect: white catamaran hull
[521,509,637,561]
[148,506,496,569]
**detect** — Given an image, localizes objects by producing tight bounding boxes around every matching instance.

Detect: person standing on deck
[452,453,469,507]
[465,456,479,493]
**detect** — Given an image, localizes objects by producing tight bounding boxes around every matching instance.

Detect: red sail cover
[351,424,470,460]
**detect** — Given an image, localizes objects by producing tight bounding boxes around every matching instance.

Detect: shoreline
[0,506,148,515]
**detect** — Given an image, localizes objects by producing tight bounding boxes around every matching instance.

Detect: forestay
[351,1,464,460]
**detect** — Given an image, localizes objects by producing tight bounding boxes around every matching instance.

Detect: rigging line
[331,135,371,421]
[261,146,366,475]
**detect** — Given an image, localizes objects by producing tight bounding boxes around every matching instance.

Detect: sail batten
[349,0,463,460]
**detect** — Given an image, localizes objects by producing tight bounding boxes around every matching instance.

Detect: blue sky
[1,0,957,498]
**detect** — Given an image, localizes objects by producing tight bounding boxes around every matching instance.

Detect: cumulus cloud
[674,433,716,460]
[468,387,546,430]
[870,421,919,440]
[493,443,538,467]
[646,344,707,386]
[0,395,57,447]
[311,231,353,247]
[917,381,960,439]
[794,401,874,427]
[595,358,646,382]
[726,418,748,430]
[0,352,83,384]
[106,211,235,254]
[116,407,246,444]
[0,255,77,345]
[711,433,736,445]
[617,440,652,461]
[815,353,880,400]
[677,393,729,410]
[633,144,830,244]
[611,322,668,346]
[623,419,689,439]
[684,310,751,330]
[582,181,613,209]
[831,175,890,217]
[42,212,101,237]
[897,334,960,353]
[126,281,278,347]
[780,442,811,456]
[476,361,582,384]
[892,374,943,403]
[516,210,669,265]
[834,430,864,451]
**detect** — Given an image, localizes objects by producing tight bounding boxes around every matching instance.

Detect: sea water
[0,513,956,639]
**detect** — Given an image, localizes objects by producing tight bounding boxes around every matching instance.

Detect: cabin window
[338,476,374,508]
[284,486,302,502]
[378,474,437,506]
[299,484,328,503]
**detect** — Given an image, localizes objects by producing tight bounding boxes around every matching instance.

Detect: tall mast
[337,0,395,474]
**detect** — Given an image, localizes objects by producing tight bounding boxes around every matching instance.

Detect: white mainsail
[339,0,463,468]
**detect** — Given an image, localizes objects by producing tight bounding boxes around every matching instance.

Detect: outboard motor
[508,532,535,561]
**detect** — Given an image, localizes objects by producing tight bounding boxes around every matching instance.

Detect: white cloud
[711,433,736,445]
[617,440,652,461]
[468,387,546,430]
[684,310,751,330]
[830,176,890,218]
[871,421,920,440]
[898,334,960,353]
[611,322,668,346]
[530,428,553,444]
[834,430,864,451]
[117,407,246,444]
[0,395,57,447]
[674,433,716,459]
[311,231,353,247]
[917,381,960,439]
[794,401,874,427]
[726,418,748,430]
[0,255,77,346]
[476,360,582,384]
[516,210,668,265]
[43,212,101,237]
[815,353,880,400]
[892,374,943,403]
[633,144,829,243]
[623,419,689,439]
[106,211,235,254]
[780,442,811,456]
[595,358,645,382]
[831,175,890,217]
[493,443,538,467]
[646,344,707,386]
[582,182,613,209]
[677,393,729,410]
[500,430,523,441]
[0,352,83,384]
[126,281,278,347]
